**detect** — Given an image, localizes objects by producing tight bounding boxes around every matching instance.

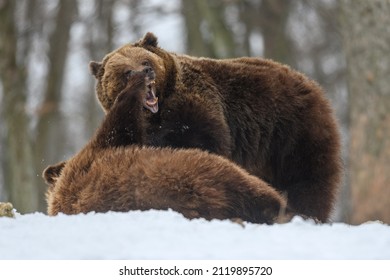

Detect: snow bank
[0,210,389,259]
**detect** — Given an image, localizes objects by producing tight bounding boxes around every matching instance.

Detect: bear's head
[90,32,176,114]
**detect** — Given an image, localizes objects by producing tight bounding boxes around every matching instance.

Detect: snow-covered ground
[0,209,389,260]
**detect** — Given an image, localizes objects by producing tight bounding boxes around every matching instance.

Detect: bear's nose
[143,66,152,74]
[143,66,155,80]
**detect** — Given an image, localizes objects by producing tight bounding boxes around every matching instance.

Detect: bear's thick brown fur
[88,32,342,222]
[44,72,289,224]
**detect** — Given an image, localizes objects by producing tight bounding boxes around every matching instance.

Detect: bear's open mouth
[145,80,158,113]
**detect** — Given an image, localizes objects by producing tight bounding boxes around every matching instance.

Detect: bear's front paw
[115,71,147,105]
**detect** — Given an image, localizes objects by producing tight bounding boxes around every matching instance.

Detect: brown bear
[43,72,289,224]
[87,32,342,222]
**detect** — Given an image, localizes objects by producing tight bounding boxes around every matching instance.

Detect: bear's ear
[42,161,66,185]
[89,61,102,78]
[136,32,158,48]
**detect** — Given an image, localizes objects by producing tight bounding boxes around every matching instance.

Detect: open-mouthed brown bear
[86,32,342,222]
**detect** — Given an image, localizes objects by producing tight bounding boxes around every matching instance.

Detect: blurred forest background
[0,0,389,224]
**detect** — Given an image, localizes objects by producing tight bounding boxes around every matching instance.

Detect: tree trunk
[0,0,39,213]
[259,0,294,66]
[181,0,236,58]
[35,0,77,212]
[181,0,211,56]
[341,0,390,224]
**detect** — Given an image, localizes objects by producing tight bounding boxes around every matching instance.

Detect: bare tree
[34,0,77,211]
[259,0,294,66]
[182,0,295,61]
[0,0,38,212]
[341,0,390,224]
[181,0,211,56]
[181,0,237,57]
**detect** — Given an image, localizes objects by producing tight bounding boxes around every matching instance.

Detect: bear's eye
[124,70,133,79]
[142,61,150,67]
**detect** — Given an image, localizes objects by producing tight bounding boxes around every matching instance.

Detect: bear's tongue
[145,84,158,113]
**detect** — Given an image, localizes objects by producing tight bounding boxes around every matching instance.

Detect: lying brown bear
[87,32,342,222]
[43,72,289,224]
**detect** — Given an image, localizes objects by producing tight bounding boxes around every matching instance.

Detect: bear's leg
[42,72,149,180]
[92,72,148,149]
[275,134,341,222]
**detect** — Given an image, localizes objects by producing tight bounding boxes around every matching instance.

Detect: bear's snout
[143,66,155,80]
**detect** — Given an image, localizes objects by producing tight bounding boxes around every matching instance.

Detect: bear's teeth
[146,80,155,86]
[146,97,158,106]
